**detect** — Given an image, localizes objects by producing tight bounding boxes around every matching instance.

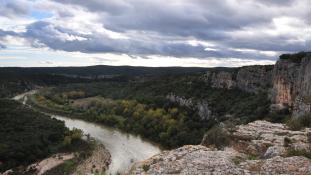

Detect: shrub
[142,164,150,172]
[287,149,311,159]
[287,114,311,131]
[201,125,230,149]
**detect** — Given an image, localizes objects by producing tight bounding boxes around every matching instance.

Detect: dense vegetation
[30,73,270,148]
[0,99,85,172]
[0,71,98,98]
[0,65,214,98]
[279,51,311,63]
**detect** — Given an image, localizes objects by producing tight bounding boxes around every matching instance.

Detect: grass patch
[43,159,77,175]
[287,149,311,159]
[286,114,311,131]
[247,154,258,160]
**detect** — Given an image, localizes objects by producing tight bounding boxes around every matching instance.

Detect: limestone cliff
[201,53,311,117]
[271,54,311,117]
[204,65,273,93]
[166,93,213,120]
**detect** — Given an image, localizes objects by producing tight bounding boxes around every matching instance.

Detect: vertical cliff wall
[204,65,273,93]
[271,54,311,117]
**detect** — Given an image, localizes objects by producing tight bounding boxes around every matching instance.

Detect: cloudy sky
[0,0,310,67]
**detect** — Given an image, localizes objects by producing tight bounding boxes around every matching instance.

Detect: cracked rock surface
[129,121,311,175]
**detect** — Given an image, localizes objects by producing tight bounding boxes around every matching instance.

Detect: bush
[287,149,311,159]
[201,125,230,149]
[287,114,311,131]
[142,164,150,172]
[279,51,311,63]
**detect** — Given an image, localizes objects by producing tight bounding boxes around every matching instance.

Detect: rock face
[204,65,273,93]
[129,121,311,175]
[72,144,111,175]
[210,71,237,89]
[272,56,311,117]
[236,66,273,93]
[231,120,310,157]
[166,94,213,120]
[129,145,245,175]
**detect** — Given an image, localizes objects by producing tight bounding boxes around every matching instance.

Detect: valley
[0,52,311,175]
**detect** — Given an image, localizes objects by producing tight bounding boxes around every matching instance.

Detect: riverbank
[14,90,161,174]
[2,142,111,175]
[43,143,111,175]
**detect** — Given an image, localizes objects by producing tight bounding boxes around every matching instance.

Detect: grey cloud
[1,0,311,62]
[259,0,295,6]
[0,0,29,18]
[52,0,273,40]
[0,43,6,49]
[20,21,274,60]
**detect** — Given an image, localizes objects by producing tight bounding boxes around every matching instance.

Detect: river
[13,91,161,174]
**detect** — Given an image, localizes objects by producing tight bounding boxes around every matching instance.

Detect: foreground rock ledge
[129,120,311,175]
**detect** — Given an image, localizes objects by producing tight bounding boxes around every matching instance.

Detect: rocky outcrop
[72,144,111,175]
[271,59,299,107]
[236,66,273,93]
[231,120,310,157]
[166,94,213,120]
[129,121,311,175]
[166,94,194,108]
[271,55,311,117]
[204,65,273,93]
[210,71,237,89]
[292,96,311,118]
[129,145,311,175]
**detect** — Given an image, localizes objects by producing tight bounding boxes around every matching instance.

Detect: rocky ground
[129,120,311,175]
[72,144,111,175]
[1,144,111,175]
[2,153,75,175]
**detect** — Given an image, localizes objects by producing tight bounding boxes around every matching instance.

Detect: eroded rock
[129,121,311,175]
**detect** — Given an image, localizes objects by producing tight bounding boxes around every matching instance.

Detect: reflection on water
[52,115,161,174]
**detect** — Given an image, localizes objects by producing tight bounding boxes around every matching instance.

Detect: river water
[13,91,161,174]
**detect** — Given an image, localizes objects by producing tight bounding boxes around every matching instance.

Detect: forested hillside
[0,65,213,98]
[0,99,86,172]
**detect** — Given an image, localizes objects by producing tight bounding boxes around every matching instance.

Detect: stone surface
[72,144,111,175]
[203,65,273,93]
[272,56,311,117]
[236,65,273,93]
[129,121,311,175]
[292,96,311,118]
[166,93,213,120]
[210,71,237,89]
[232,120,310,157]
[129,145,245,175]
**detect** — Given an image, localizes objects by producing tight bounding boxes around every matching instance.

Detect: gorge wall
[271,55,311,117]
[203,65,273,93]
[202,53,311,117]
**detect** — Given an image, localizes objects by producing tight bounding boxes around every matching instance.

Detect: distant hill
[0,65,232,78]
